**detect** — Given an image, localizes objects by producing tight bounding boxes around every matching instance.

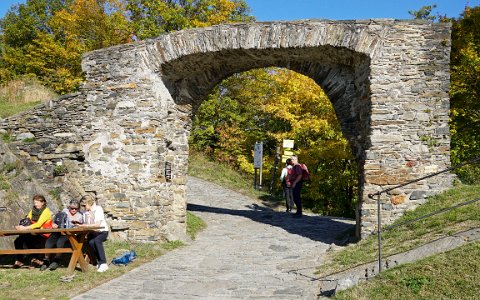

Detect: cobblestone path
[74,177,354,299]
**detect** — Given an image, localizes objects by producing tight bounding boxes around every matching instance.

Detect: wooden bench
[0,248,73,255]
[0,227,101,274]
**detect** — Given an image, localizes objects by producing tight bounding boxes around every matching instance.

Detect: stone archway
[1,20,455,241]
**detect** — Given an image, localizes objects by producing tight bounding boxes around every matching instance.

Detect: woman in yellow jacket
[13,194,52,268]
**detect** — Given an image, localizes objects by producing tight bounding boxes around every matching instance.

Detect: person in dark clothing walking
[290,155,303,217]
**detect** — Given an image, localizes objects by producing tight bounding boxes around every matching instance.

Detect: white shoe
[97,263,109,272]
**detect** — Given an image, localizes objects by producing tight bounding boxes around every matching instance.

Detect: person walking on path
[290,155,303,217]
[280,158,294,212]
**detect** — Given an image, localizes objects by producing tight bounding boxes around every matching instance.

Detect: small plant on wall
[53,164,67,176]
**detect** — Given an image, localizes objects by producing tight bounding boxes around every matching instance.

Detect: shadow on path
[187,203,354,245]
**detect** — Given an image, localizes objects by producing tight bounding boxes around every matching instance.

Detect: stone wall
[0,19,454,241]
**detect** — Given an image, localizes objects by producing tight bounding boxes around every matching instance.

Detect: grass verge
[186,211,207,240]
[317,183,480,277]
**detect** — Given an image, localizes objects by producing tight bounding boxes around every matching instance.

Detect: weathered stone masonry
[0,20,455,241]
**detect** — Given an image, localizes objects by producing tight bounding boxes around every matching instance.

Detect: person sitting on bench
[40,199,84,271]
[79,195,110,273]
[13,194,52,268]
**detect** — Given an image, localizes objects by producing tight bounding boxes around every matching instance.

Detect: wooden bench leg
[66,233,89,274]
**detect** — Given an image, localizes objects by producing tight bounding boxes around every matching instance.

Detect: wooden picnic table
[0,226,101,274]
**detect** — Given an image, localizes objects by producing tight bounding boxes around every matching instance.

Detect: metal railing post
[377,193,382,272]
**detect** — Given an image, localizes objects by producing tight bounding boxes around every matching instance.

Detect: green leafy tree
[0,0,74,82]
[449,6,480,183]
[0,0,253,93]
[408,4,437,21]
[127,0,254,39]
[0,0,133,93]
[190,68,358,217]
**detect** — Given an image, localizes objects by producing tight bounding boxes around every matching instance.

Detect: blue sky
[1,0,479,20]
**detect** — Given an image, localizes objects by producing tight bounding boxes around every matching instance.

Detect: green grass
[317,183,480,276]
[0,99,40,119]
[335,241,480,300]
[0,78,55,119]
[188,151,262,196]
[186,211,207,240]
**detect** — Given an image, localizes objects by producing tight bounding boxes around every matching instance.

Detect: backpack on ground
[111,250,137,266]
[301,163,311,182]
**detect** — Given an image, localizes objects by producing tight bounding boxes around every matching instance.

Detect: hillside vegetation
[317,183,480,276]
[0,78,55,118]
[311,182,480,299]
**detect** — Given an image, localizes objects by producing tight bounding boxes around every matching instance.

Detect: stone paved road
[73,177,354,299]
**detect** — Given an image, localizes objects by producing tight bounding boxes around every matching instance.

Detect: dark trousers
[292,182,303,215]
[283,186,294,210]
[44,233,70,262]
[14,234,45,262]
[88,231,108,265]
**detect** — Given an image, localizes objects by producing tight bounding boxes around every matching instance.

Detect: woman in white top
[79,194,110,273]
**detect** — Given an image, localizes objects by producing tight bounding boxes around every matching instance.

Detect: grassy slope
[335,241,480,300]
[0,79,54,119]
[318,183,480,275]
[0,100,41,119]
[323,183,480,299]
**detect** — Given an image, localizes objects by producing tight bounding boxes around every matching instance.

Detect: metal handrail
[368,156,480,199]
[367,156,480,272]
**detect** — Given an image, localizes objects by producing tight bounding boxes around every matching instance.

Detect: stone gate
[0,20,455,241]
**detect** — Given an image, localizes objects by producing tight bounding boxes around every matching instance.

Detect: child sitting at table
[13,194,52,268]
[40,199,84,271]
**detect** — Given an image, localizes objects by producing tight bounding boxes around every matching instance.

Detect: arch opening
[161,46,371,232]
[188,66,361,220]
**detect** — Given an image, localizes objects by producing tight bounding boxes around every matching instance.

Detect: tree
[127,0,254,40]
[0,0,133,93]
[0,0,74,82]
[0,0,253,93]
[449,6,480,183]
[408,4,437,21]
[190,68,358,217]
